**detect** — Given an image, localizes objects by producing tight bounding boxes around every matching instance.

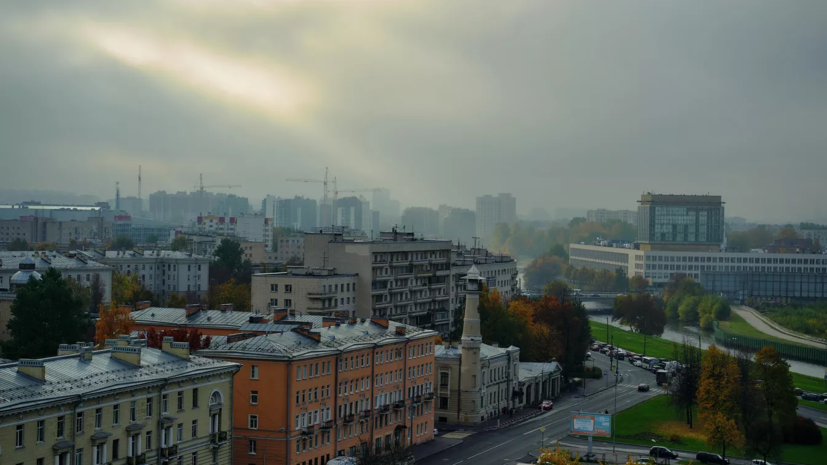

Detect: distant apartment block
[400,207,440,238]
[265,195,318,231]
[149,190,250,223]
[304,231,452,329]
[587,209,637,226]
[235,213,273,250]
[476,194,517,246]
[637,193,725,252]
[440,206,476,246]
[79,250,209,302]
[275,234,305,262]
[251,267,358,317]
[241,241,279,266]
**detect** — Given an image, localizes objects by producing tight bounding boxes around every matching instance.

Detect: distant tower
[138,165,142,201]
[115,181,120,210]
[459,264,485,424]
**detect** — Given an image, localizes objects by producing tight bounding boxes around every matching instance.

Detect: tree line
[489,218,636,259]
[663,275,731,329]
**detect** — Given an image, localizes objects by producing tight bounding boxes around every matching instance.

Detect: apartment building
[235,214,273,250]
[0,251,113,300]
[0,338,239,465]
[0,217,113,245]
[274,234,305,263]
[586,209,637,226]
[304,231,453,329]
[194,216,236,236]
[251,267,358,317]
[446,247,518,335]
[475,194,516,246]
[240,242,279,266]
[79,250,209,302]
[197,318,437,465]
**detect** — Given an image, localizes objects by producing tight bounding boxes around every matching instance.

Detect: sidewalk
[412,436,464,460]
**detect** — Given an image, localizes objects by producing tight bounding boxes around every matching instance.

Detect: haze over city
[2,1,827,223]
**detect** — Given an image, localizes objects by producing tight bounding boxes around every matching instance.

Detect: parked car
[591,293,600,297]
[585,352,592,359]
[794,388,803,396]
[434,428,439,436]
[649,447,678,460]
[540,400,554,411]
[633,360,643,367]
[591,344,600,351]
[751,460,774,465]
[801,392,821,401]
[638,384,650,392]
[600,347,610,354]
[696,451,729,464]
[617,353,625,360]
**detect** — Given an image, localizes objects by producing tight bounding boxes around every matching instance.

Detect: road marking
[449,461,463,465]
[466,436,521,459]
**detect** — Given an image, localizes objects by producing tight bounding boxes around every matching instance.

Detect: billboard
[570,412,611,437]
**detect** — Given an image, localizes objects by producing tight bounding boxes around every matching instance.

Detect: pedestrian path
[734,306,824,348]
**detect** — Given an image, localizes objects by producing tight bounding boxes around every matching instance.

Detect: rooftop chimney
[227,333,257,344]
[117,335,131,346]
[371,318,389,328]
[395,326,407,336]
[220,303,233,312]
[118,304,133,313]
[185,304,201,318]
[18,359,46,380]
[272,308,288,321]
[135,301,152,310]
[162,337,190,359]
[80,346,93,362]
[58,344,81,356]
[112,346,142,365]
[104,339,119,348]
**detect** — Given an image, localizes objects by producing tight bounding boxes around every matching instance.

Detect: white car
[751,461,774,465]
[633,360,643,367]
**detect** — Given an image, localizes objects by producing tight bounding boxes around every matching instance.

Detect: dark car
[638,384,650,392]
[802,392,821,402]
[696,451,729,464]
[649,446,678,460]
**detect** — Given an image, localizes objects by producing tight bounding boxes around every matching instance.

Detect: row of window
[297,360,333,380]
[297,385,332,405]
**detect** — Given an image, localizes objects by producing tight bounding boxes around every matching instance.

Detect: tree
[65,276,92,313]
[727,226,774,252]
[146,234,159,244]
[663,275,703,304]
[698,345,742,460]
[354,441,413,465]
[141,327,211,351]
[568,217,586,228]
[94,303,135,347]
[34,242,59,251]
[678,296,701,322]
[613,293,666,356]
[7,237,29,251]
[628,275,648,293]
[668,337,702,428]
[170,235,189,252]
[594,269,615,292]
[166,292,188,308]
[524,255,567,290]
[112,271,156,306]
[752,346,798,463]
[1,268,91,359]
[286,256,303,267]
[207,279,251,312]
[109,236,134,250]
[212,238,245,284]
[548,243,569,261]
[534,296,591,377]
[613,267,628,292]
[89,274,106,312]
[542,280,571,303]
[775,226,799,240]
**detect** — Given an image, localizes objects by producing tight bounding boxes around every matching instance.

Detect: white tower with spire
[459,264,485,424]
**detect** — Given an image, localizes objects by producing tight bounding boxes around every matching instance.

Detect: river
[585,304,824,378]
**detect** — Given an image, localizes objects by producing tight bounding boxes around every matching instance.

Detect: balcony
[391,259,411,267]
[393,401,405,410]
[412,258,429,265]
[429,257,447,265]
[319,420,333,430]
[425,392,435,401]
[395,298,412,305]
[409,307,428,316]
[395,271,413,279]
[307,291,337,299]
[414,269,433,278]
[389,287,406,294]
[429,282,446,289]
[410,284,428,292]
[435,295,449,301]
[435,269,450,276]
[360,409,372,419]
[161,445,179,458]
[210,431,228,446]
[343,413,355,424]
[380,404,390,413]
[301,425,315,435]
[127,454,146,465]
[371,286,389,295]
[374,301,392,309]
[413,395,423,404]
[372,261,390,268]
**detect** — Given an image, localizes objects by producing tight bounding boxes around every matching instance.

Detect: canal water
[584,302,824,379]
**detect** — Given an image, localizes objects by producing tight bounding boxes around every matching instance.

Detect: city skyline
[2,1,826,223]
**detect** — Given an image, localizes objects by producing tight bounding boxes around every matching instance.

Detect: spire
[460,266,483,343]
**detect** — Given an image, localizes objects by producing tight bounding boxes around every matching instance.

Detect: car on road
[591,293,601,297]
[801,392,821,401]
[434,428,439,436]
[540,400,554,411]
[600,347,610,354]
[751,460,774,465]
[591,344,600,351]
[649,446,678,460]
[633,360,643,367]
[638,383,650,392]
[696,451,729,464]
[585,352,592,359]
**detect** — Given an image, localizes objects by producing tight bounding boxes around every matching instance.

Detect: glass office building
[638,194,724,246]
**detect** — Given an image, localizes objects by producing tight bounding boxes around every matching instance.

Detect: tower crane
[286,167,331,225]
[195,173,242,193]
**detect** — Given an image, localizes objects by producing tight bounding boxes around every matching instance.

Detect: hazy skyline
[1,1,826,223]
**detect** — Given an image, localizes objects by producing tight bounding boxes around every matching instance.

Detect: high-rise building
[586,209,637,226]
[149,191,249,223]
[475,194,517,246]
[335,196,364,231]
[637,194,724,251]
[267,196,318,231]
[235,213,273,250]
[442,208,476,246]
[400,207,440,238]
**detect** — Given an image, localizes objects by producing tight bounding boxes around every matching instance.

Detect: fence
[713,321,827,364]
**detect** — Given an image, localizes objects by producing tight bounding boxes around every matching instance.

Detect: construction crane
[336,187,384,195]
[286,167,331,225]
[194,173,241,193]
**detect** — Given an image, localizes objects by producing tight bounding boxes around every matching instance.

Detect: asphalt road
[420,352,662,465]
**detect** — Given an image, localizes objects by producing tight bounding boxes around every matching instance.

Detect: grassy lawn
[590,320,827,393]
[719,313,809,346]
[799,399,827,412]
[587,396,827,465]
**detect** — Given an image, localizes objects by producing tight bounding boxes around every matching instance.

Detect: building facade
[235,214,273,251]
[399,208,440,239]
[586,209,637,226]
[636,194,724,251]
[0,251,112,302]
[475,194,516,247]
[197,318,437,465]
[304,232,453,329]
[274,234,305,263]
[251,268,358,317]
[79,250,209,302]
[0,338,239,465]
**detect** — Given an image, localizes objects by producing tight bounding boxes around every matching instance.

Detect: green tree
[613,267,628,292]
[543,280,571,303]
[7,237,29,251]
[166,292,188,308]
[678,296,701,322]
[213,238,244,274]
[491,223,512,251]
[524,254,567,290]
[727,227,774,252]
[170,235,189,251]
[568,217,586,228]
[112,271,157,306]
[1,268,91,359]
[698,345,742,460]
[665,297,681,319]
[714,299,732,320]
[613,293,666,356]
[752,346,798,464]
[594,269,615,292]
[109,236,134,250]
[629,275,648,292]
[548,243,568,260]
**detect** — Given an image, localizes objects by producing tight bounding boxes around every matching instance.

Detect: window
[146,397,153,417]
[94,444,104,465]
[191,420,198,438]
[285,284,292,293]
[95,408,102,429]
[162,394,169,413]
[16,424,24,447]
[36,420,45,442]
[248,439,257,454]
[191,452,198,465]
[177,423,183,443]
[270,284,278,292]
[178,391,184,410]
[75,449,83,465]
[58,415,66,437]
[250,391,258,405]
[76,411,84,434]
[285,299,292,308]
[249,415,259,429]
[113,439,120,460]
[251,365,259,379]
[146,430,153,450]
[130,401,137,422]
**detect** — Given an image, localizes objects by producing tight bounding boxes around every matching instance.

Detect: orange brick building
[197,318,437,465]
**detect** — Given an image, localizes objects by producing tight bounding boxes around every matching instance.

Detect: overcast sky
[1,0,826,223]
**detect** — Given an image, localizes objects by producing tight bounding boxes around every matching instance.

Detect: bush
[665,298,681,319]
[783,415,822,445]
[678,296,700,321]
[699,314,714,330]
[714,299,731,320]
[668,434,681,443]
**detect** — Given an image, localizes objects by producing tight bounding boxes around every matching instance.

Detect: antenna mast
[138,165,142,200]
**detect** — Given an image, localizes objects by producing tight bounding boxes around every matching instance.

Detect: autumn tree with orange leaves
[698,345,743,460]
[94,303,135,347]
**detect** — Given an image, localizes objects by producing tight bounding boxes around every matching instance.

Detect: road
[420,352,661,465]
[734,306,824,348]
[420,351,827,465]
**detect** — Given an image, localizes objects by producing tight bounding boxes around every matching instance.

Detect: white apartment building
[234,213,273,250]
[275,234,305,262]
[475,194,517,246]
[194,215,236,235]
[304,231,453,329]
[586,209,638,226]
[447,247,518,335]
[0,251,113,301]
[79,250,210,301]
[251,267,358,317]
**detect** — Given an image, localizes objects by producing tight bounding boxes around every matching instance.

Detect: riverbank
[589,320,826,393]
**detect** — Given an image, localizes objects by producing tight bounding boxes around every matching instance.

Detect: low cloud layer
[1,0,825,222]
